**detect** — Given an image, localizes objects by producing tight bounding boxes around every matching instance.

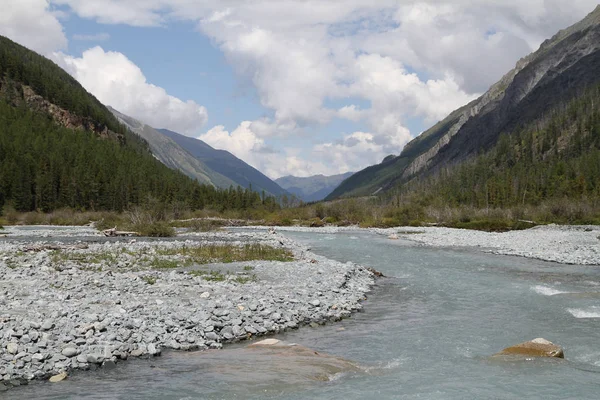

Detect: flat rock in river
[494,338,564,359]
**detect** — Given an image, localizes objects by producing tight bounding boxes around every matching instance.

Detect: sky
[1,0,599,179]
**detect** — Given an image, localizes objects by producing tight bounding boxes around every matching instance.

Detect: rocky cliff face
[403,5,600,179]
[329,5,600,199]
[0,80,124,143]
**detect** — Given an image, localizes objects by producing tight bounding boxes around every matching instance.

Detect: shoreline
[240,224,600,265]
[2,222,598,390]
[0,227,375,391]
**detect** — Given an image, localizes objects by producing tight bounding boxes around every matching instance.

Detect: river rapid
[6,230,600,399]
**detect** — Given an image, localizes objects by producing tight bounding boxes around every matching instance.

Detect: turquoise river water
[6,230,600,399]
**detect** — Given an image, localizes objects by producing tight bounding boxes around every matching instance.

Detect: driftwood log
[102,227,139,237]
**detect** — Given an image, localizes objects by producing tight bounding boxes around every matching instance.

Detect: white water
[568,308,600,318]
[531,285,570,296]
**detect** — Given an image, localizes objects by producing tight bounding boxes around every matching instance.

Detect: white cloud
[54,47,208,136]
[199,122,336,179]
[338,105,365,122]
[0,0,67,54]
[11,0,600,175]
[51,0,166,27]
[72,32,110,41]
[200,122,264,163]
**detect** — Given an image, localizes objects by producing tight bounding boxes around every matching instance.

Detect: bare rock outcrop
[494,338,564,359]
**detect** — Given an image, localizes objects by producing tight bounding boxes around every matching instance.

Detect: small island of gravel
[0,226,375,390]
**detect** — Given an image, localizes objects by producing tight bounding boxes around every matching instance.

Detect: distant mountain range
[275,172,354,202]
[110,108,288,197]
[328,5,600,200]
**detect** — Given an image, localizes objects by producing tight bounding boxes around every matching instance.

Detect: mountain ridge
[109,107,236,188]
[328,5,600,200]
[157,128,289,197]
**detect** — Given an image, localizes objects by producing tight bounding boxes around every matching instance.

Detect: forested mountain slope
[399,85,600,211]
[328,5,600,200]
[0,35,272,213]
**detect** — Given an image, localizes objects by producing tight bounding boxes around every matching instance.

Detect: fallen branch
[102,227,139,237]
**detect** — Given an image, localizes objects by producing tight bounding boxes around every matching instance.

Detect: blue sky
[2,0,598,178]
[63,16,268,132]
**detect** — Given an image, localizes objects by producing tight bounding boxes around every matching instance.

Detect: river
[6,230,600,399]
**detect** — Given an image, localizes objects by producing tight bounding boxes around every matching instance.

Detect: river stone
[87,354,104,364]
[76,354,87,363]
[200,292,210,299]
[130,349,144,357]
[49,372,67,383]
[41,320,54,331]
[147,343,159,356]
[240,340,360,381]
[249,338,281,347]
[61,348,78,357]
[6,343,18,355]
[494,338,564,359]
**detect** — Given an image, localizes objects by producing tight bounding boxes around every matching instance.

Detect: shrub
[135,222,176,237]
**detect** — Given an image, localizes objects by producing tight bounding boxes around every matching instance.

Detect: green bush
[135,222,176,237]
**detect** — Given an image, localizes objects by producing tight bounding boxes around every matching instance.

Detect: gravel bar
[0,227,375,390]
[243,224,600,265]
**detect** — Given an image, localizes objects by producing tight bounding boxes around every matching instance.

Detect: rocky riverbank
[379,224,600,265]
[242,224,600,265]
[0,227,375,391]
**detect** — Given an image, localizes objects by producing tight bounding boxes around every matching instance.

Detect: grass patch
[243,265,255,271]
[150,258,181,269]
[188,269,257,284]
[50,250,118,265]
[157,244,293,264]
[203,270,227,282]
[234,274,257,284]
[141,275,157,285]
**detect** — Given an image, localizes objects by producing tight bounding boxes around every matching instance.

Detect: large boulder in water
[494,338,564,359]
[184,338,360,384]
[247,338,359,380]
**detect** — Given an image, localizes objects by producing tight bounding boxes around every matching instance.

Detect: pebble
[49,372,67,383]
[6,343,18,355]
[61,348,78,358]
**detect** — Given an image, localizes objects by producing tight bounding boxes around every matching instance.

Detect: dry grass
[157,243,294,264]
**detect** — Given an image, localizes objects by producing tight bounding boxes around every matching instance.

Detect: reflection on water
[6,230,600,399]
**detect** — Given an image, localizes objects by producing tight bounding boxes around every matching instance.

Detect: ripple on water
[567,307,600,318]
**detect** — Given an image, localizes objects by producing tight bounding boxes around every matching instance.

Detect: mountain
[109,108,236,189]
[328,5,600,200]
[0,35,270,213]
[157,128,289,197]
[275,172,354,202]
